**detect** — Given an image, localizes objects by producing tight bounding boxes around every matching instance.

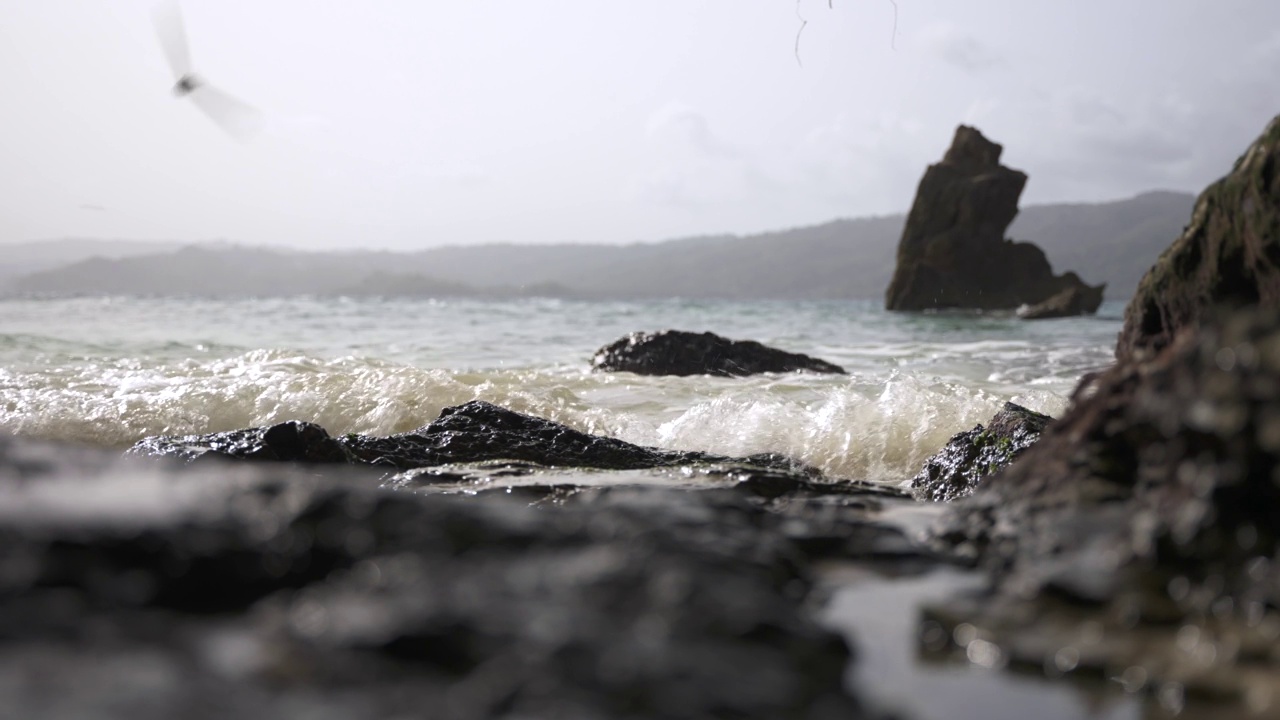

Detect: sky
[1,1,1278,251]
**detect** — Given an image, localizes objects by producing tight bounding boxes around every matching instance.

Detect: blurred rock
[920,114,1280,717]
[1016,284,1105,319]
[928,308,1280,713]
[1118,113,1280,361]
[0,435,903,719]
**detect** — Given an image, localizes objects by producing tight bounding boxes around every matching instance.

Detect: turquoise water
[0,296,1124,485]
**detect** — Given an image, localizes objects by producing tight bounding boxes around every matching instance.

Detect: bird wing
[189,84,264,141]
[152,0,193,79]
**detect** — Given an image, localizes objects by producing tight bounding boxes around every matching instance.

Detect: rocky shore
[2,113,1278,719]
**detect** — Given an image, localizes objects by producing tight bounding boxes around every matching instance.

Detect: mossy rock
[1118,113,1280,361]
[909,402,1052,502]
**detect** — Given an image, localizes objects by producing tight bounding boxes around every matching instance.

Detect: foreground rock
[884,125,1105,312]
[925,116,1280,714]
[2,434,913,719]
[1118,114,1280,361]
[929,308,1280,713]
[129,400,810,474]
[592,330,846,377]
[909,402,1052,502]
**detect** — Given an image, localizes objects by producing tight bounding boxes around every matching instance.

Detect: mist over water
[0,296,1122,485]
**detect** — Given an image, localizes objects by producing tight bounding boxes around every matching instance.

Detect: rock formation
[885,125,1104,312]
[1016,284,1106,320]
[909,402,1052,502]
[929,308,1280,704]
[591,330,845,377]
[129,400,809,473]
[925,113,1280,710]
[1118,114,1280,361]
[2,434,888,719]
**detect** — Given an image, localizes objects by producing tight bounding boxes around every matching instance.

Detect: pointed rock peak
[942,125,1004,168]
[885,124,1103,312]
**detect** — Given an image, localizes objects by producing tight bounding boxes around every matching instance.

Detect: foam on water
[1,351,1070,485]
[0,296,1120,485]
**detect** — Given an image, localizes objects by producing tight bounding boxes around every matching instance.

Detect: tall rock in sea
[884,125,1104,312]
[1118,114,1280,361]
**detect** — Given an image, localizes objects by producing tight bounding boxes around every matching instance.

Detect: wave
[0,350,1070,485]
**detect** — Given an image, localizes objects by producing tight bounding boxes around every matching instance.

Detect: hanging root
[795,0,899,67]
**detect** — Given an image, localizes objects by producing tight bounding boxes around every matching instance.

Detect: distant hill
[1008,190,1195,300]
[2,191,1195,302]
[0,238,179,284]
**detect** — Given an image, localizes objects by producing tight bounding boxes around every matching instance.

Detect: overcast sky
[1,1,1277,250]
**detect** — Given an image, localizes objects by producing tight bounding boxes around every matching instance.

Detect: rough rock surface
[591,330,845,377]
[909,402,1052,502]
[129,400,806,473]
[884,125,1105,312]
[1016,284,1106,320]
[916,116,1280,715]
[0,433,933,719]
[927,309,1280,710]
[1118,114,1280,361]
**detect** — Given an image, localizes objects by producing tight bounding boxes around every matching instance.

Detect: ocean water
[0,295,1124,486]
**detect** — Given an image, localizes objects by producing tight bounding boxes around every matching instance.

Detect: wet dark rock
[130,400,814,475]
[344,400,775,471]
[941,308,1280,578]
[1016,284,1106,320]
[128,419,356,464]
[0,436,897,719]
[884,125,1104,312]
[910,402,1052,503]
[916,116,1280,715]
[591,329,846,377]
[1118,113,1280,362]
[928,308,1280,712]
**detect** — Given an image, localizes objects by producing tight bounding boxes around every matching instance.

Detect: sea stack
[884,125,1104,313]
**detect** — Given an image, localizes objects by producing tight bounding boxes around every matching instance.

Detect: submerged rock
[1118,113,1280,361]
[1016,284,1106,320]
[130,400,817,476]
[884,125,1104,312]
[910,402,1052,502]
[591,330,845,377]
[128,419,357,464]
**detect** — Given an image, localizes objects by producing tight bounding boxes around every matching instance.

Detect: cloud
[632,102,941,228]
[636,103,758,211]
[991,77,1271,205]
[790,112,933,214]
[644,103,734,159]
[917,24,1004,74]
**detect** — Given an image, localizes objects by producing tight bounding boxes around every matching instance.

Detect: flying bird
[152,1,263,140]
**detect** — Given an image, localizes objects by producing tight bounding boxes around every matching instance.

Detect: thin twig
[888,0,898,50]
[794,0,808,67]
[798,0,896,64]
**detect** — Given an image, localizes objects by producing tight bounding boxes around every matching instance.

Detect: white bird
[152,1,263,140]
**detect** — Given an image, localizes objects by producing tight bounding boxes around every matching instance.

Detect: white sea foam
[0,296,1119,485]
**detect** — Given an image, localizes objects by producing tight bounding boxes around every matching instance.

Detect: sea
[0,295,1124,487]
